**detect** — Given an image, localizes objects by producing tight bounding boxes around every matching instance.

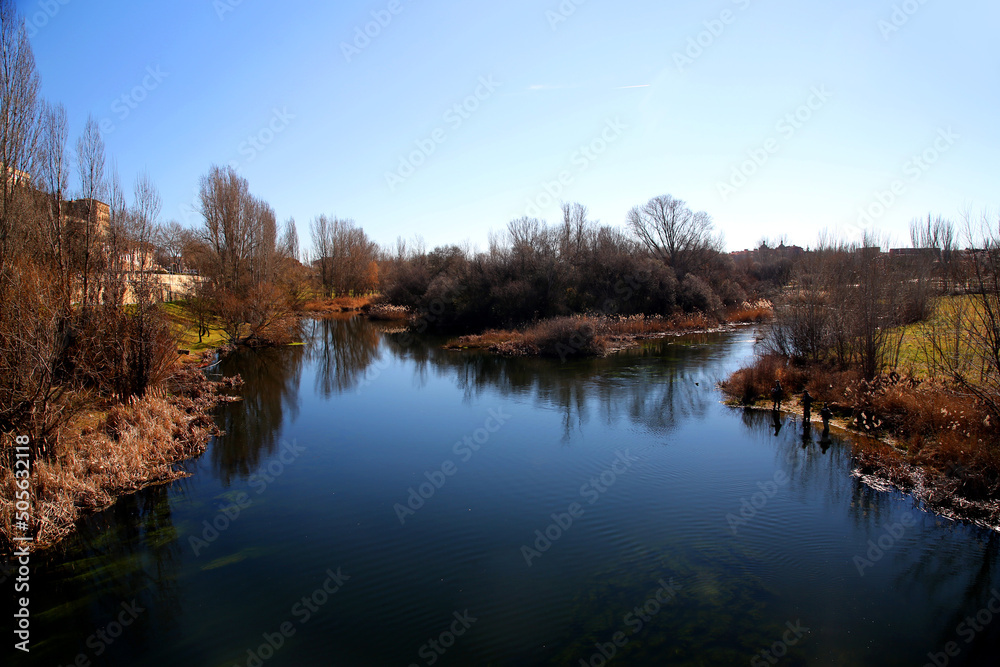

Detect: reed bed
[0,368,238,554]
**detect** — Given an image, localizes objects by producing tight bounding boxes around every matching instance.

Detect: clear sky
[20,0,1000,253]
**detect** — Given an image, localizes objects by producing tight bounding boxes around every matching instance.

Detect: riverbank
[720,361,1000,532]
[0,359,241,556]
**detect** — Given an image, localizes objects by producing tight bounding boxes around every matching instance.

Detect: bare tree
[946,212,1000,419]
[37,101,71,309]
[910,214,958,292]
[76,114,105,308]
[99,162,129,306]
[199,165,277,291]
[279,218,299,262]
[559,202,591,260]
[0,0,39,274]
[848,232,906,380]
[155,220,190,273]
[628,194,721,277]
[309,215,379,295]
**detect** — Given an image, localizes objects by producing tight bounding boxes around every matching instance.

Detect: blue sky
[21,0,1000,253]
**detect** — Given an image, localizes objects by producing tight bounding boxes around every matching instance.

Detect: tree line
[378,197,790,332]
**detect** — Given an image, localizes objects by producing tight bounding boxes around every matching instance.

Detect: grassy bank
[719,354,1000,528]
[162,301,230,357]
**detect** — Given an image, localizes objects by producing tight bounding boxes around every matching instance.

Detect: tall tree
[37,100,70,308]
[199,165,276,291]
[279,218,299,262]
[309,215,379,295]
[0,0,39,273]
[628,194,721,278]
[76,114,105,308]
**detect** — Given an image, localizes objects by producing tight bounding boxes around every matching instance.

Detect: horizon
[19,0,1000,254]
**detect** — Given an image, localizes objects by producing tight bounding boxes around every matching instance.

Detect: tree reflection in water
[211,343,306,486]
[305,316,382,397]
[382,330,720,441]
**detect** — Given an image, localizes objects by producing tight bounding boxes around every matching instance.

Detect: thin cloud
[616,84,651,89]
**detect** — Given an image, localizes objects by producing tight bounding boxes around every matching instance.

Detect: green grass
[161,301,229,354]
[895,295,980,377]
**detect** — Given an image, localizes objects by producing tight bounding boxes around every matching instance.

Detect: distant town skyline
[21,0,1000,254]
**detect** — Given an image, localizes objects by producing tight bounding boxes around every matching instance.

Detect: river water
[8,318,1000,666]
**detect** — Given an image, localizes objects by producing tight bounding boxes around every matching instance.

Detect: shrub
[679,273,722,314]
[525,317,608,359]
[720,354,783,405]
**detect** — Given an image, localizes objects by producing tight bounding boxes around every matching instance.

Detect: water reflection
[382,330,718,439]
[211,343,305,485]
[305,316,382,396]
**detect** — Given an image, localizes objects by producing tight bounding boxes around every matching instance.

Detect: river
[8,317,1000,666]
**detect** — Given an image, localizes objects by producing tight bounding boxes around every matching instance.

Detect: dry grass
[365,303,412,321]
[0,368,238,554]
[725,299,774,324]
[302,294,379,314]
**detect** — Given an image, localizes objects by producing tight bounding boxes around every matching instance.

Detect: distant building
[889,247,941,259]
[64,198,111,236]
[730,242,804,259]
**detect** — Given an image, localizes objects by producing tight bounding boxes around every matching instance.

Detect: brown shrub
[720,354,784,405]
[524,317,609,359]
